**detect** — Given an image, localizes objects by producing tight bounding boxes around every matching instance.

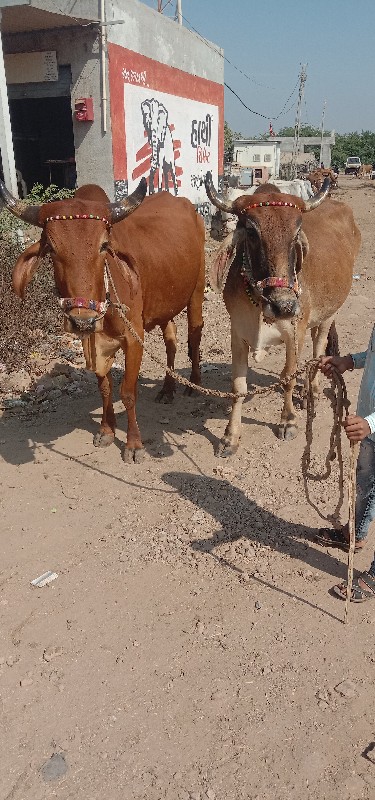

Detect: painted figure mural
[141,98,178,195]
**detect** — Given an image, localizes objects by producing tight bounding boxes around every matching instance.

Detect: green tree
[224,122,244,162]
[278,124,323,138]
[224,121,234,163]
[331,131,375,168]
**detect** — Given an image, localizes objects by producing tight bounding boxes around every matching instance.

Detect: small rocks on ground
[20,677,33,688]
[41,752,68,782]
[334,679,357,698]
[43,646,63,663]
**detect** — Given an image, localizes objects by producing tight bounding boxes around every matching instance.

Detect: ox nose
[69,314,97,331]
[64,311,102,336]
[263,294,300,321]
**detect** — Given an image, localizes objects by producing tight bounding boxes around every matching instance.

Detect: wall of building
[108,44,223,212]
[233,141,280,178]
[1,0,224,204]
[2,23,113,194]
[107,1,224,210]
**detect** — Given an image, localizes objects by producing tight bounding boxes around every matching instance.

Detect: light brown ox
[358,164,372,178]
[205,172,361,456]
[3,179,205,463]
[307,168,337,192]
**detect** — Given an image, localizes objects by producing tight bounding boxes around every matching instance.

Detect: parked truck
[345,156,361,175]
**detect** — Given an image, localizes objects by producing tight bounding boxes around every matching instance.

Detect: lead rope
[345,442,359,624]
[105,256,306,400]
[105,265,356,620]
[302,361,358,623]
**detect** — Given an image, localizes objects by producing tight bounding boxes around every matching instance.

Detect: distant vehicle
[345,156,361,175]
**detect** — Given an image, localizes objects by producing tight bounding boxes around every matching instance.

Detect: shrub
[0,184,74,371]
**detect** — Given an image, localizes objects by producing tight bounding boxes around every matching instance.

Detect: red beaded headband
[45,213,110,224]
[244,201,302,211]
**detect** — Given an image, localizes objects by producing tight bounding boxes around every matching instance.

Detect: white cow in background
[211,179,314,237]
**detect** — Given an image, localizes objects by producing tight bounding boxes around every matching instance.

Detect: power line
[174,11,300,124]
[291,65,307,178]
[224,82,269,119]
[181,12,278,91]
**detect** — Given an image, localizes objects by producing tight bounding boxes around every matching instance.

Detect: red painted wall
[108,43,224,196]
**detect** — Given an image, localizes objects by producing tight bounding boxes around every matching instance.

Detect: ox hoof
[278,423,298,441]
[155,389,175,404]
[215,439,239,458]
[122,446,145,464]
[93,431,115,448]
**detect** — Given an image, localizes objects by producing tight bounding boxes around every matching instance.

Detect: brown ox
[307,168,337,192]
[358,164,372,178]
[3,180,205,462]
[205,173,361,456]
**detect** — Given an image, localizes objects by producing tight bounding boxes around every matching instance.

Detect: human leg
[316,437,375,551]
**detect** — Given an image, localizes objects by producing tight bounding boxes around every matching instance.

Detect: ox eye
[246,226,258,239]
[100,241,109,253]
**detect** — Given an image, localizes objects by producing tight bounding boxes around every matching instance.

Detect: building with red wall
[0,0,224,214]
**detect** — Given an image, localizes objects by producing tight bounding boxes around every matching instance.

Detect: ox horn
[108,177,147,224]
[304,177,330,212]
[0,179,42,226]
[205,171,234,214]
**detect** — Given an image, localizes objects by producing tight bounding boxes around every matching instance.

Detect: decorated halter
[240,201,302,304]
[44,213,113,329]
[56,265,112,331]
[243,200,302,212]
[45,213,111,225]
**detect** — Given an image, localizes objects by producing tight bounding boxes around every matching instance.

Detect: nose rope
[57,265,112,329]
[241,239,301,309]
[57,259,132,332]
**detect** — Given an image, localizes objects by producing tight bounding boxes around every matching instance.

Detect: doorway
[7,66,76,195]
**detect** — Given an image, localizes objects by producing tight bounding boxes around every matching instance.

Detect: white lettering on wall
[122,67,147,86]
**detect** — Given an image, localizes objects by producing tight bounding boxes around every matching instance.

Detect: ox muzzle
[261,287,301,322]
[58,296,110,336]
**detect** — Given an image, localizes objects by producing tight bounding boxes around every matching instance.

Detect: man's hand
[319,355,354,376]
[343,415,371,442]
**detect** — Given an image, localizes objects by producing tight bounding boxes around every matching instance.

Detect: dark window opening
[9,96,76,194]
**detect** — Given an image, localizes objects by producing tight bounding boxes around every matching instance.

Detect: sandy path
[1,176,375,800]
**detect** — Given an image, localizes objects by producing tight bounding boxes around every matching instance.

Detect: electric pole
[319,100,326,166]
[291,64,307,179]
[157,1,182,23]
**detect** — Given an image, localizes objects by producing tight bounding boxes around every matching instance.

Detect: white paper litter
[31,571,59,588]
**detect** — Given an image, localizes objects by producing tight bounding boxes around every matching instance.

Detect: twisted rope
[301,361,358,623]
[107,266,358,622]
[345,442,359,624]
[107,263,303,400]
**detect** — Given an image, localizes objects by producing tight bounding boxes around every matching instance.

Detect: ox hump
[74,185,110,202]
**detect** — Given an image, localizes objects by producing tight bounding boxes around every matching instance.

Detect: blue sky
[140,0,375,136]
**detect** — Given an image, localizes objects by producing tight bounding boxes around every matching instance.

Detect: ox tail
[326,320,340,357]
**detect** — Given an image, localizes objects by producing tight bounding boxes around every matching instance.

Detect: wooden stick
[345,441,359,623]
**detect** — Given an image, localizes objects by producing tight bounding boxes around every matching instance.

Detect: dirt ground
[1,176,375,800]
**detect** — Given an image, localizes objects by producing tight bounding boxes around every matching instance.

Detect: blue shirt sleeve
[351,351,367,369]
[365,412,375,434]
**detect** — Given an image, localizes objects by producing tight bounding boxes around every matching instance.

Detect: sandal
[333,572,375,603]
[315,527,362,553]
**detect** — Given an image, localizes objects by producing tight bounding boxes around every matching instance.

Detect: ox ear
[210,228,245,293]
[295,230,309,273]
[12,240,45,299]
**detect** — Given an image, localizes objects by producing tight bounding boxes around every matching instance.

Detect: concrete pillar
[321,143,331,167]
[0,11,18,196]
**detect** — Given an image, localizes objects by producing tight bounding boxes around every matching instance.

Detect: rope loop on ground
[110,295,358,622]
